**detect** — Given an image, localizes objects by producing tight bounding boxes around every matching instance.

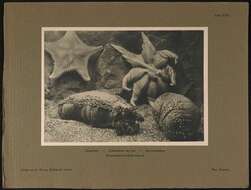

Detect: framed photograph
[3,2,249,189]
[41,27,208,146]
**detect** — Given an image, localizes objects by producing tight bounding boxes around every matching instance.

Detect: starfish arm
[152,52,167,68]
[74,57,92,81]
[89,45,104,55]
[49,64,69,80]
[73,45,103,81]
[122,68,148,90]
[44,41,58,55]
[141,32,156,64]
[159,49,178,59]
[111,44,158,73]
[45,43,70,64]
[76,45,103,57]
[130,74,150,106]
[54,31,89,49]
[153,49,179,68]
[44,32,72,54]
[159,49,178,61]
[111,44,143,66]
[44,31,66,51]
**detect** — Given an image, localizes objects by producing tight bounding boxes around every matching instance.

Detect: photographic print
[41,27,208,146]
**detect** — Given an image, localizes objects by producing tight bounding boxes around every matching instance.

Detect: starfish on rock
[45,31,103,81]
[111,32,178,106]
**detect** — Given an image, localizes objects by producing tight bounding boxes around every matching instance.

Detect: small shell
[150,92,201,141]
[58,90,143,135]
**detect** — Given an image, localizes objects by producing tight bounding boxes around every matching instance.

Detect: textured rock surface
[96,45,130,89]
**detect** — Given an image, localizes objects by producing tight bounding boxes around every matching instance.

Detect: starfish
[111,32,178,106]
[111,32,178,71]
[45,31,103,81]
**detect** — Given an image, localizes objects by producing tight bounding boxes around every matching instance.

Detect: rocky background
[44,31,204,142]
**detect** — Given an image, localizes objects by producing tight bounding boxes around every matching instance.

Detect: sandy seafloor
[44,99,167,143]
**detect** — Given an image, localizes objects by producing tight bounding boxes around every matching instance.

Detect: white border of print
[41,27,208,146]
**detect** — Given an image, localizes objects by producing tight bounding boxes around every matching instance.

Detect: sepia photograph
[4,2,249,188]
[41,27,208,145]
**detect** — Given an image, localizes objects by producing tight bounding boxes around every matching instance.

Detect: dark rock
[95,45,131,89]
